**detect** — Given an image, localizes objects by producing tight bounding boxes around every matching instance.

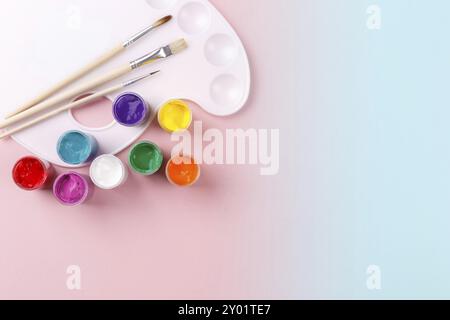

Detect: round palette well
[0,0,251,167]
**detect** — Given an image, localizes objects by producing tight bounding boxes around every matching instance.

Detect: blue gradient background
[297,0,450,299]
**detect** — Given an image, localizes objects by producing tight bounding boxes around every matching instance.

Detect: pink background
[0,0,308,299]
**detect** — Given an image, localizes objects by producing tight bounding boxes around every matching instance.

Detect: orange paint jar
[166,156,200,187]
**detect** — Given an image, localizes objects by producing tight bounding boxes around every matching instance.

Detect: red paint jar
[12,156,53,191]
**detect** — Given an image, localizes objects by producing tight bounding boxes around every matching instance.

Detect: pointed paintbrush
[0,71,160,139]
[4,15,172,119]
[0,39,187,129]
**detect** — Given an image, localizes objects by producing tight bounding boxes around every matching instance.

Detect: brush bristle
[154,15,172,28]
[169,39,188,55]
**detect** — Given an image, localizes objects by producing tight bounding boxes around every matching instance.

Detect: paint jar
[128,141,163,175]
[53,172,91,206]
[157,99,192,133]
[113,92,150,127]
[166,155,201,187]
[89,154,128,190]
[12,156,53,191]
[57,130,98,165]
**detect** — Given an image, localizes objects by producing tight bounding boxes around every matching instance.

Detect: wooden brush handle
[0,63,132,129]
[0,84,123,139]
[5,44,125,119]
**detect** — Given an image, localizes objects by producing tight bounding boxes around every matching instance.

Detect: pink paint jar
[53,172,91,206]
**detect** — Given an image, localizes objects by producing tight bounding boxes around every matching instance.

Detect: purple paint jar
[53,172,90,206]
[112,92,149,127]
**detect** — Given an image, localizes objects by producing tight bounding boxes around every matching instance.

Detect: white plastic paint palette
[0,0,250,167]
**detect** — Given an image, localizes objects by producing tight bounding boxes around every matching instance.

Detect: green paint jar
[128,141,164,175]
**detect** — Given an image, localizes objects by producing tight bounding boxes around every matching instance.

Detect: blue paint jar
[57,130,98,165]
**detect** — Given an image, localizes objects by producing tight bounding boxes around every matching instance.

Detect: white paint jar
[89,155,128,190]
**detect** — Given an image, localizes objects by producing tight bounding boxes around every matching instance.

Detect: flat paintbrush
[0,39,187,129]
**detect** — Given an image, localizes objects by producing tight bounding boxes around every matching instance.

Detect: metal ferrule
[122,71,160,87]
[122,25,155,48]
[129,46,171,69]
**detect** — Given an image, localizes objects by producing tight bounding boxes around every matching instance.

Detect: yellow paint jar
[157,99,193,133]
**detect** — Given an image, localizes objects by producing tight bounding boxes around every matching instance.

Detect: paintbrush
[4,15,172,119]
[0,71,160,139]
[0,39,187,129]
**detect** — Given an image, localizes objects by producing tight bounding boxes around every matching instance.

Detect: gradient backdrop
[0,0,449,299]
